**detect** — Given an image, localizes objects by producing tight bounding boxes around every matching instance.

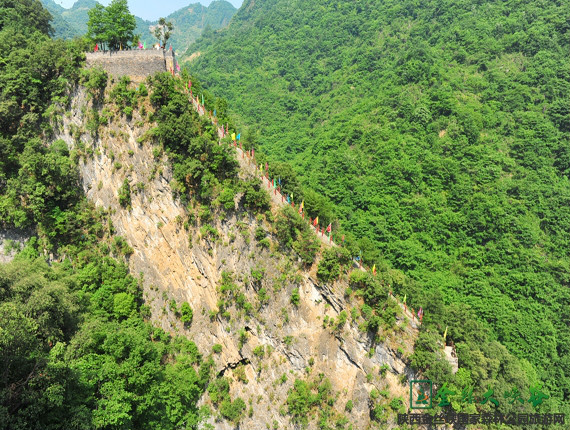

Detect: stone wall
[85,49,174,79]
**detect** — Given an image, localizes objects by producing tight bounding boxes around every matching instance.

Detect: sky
[53,0,243,21]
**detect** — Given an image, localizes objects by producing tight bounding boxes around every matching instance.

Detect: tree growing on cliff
[153,17,173,49]
[87,0,136,50]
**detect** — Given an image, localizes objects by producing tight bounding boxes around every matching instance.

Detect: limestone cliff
[55,81,420,429]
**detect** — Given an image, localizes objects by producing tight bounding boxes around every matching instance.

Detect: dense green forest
[187,0,570,417]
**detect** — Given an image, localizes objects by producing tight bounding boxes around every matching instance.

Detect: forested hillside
[3,0,569,427]
[187,0,570,413]
[0,2,215,427]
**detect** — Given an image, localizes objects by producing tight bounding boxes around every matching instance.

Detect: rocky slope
[54,81,420,429]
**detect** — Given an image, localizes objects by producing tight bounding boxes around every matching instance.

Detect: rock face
[56,84,419,429]
[0,229,32,264]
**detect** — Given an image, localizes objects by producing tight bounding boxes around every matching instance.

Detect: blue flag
[213,109,217,117]
[237,133,241,140]
[278,177,281,186]
[287,195,290,204]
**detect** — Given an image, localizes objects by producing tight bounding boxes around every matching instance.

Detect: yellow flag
[231,133,236,140]
[443,326,448,341]
[403,294,406,304]
[372,264,376,275]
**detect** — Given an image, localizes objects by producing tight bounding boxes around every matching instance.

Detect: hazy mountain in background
[41,0,81,39]
[164,1,235,53]
[40,0,236,52]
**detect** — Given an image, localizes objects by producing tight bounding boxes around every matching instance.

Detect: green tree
[0,0,52,36]
[153,17,173,49]
[87,0,136,50]
[87,3,107,47]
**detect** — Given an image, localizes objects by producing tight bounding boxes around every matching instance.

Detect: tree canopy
[87,0,136,50]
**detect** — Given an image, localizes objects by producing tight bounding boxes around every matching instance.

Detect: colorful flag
[176,63,181,72]
[237,133,241,140]
[298,200,304,214]
[313,217,318,226]
[326,223,332,233]
[188,80,192,88]
[372,264,376,275]
[231,133,236,141]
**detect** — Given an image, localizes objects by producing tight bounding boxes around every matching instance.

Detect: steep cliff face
[56,83,419,429]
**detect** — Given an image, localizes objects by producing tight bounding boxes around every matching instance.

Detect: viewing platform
[85,49,176,80]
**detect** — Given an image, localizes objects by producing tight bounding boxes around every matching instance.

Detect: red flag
[188,80,192,88]
[313,217,318,227]
[94,44,98,52]
[326,223,332,233]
